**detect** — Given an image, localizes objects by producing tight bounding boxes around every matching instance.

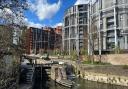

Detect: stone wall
[51,58,128,86]
[75,64,128,87]
[81,72,128,87]
[94,54,128,65]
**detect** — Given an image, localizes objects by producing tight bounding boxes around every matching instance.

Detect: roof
[75,0,89,5]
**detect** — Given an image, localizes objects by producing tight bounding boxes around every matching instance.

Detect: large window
[78,5,84,11]
[106,16,114,29]
[65,28,69,38]
[107,30,114,37]
[65,17,69,26]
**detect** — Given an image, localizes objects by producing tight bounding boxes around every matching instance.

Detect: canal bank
[35,78,128,89]
[53,59,128,87]
[75,64,128,87]
[20,56,128,88]
[32,64,128,89]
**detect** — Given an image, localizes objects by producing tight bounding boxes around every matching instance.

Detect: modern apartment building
[88,0,128,54]
[63,4,88,55]
[25,27,62,54]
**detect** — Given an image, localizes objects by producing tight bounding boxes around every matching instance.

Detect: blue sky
[25,0,89,28]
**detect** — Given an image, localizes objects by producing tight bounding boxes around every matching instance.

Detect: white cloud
[75,0,89,5]
[28,21,44,28]
[30,0,61,20]
[53,22,62,28]
[24,18,44,28]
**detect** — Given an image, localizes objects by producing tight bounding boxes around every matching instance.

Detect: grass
[82,61,111,65]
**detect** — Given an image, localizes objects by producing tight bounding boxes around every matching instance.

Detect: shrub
[82,60,111,65]
[70,51,77,61]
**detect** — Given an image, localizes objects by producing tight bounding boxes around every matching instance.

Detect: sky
[25,0,89,28]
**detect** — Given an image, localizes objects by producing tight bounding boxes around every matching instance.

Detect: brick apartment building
[54,26,62,50]
[25,26,62,54]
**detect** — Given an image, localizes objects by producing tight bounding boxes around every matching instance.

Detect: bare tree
[0,0,28,88]
[89,21,98,63]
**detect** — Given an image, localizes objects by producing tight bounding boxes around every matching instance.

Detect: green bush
[80,48,88,55]
[70,51,77,61]
[82,60,92,64]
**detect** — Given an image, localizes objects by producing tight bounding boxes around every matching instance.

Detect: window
[120,14,123,27]
[106,16,114,29]
[79,35,83,38]
[127,14,128,26]
[79,43,83,47]
[107,30,114,37]
[78,5,84,11]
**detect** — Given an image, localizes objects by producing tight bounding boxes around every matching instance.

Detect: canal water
[33,67,128,89]
[48,78,128,89]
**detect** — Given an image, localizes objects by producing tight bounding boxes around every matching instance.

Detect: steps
[45,69,51,75]
[26,66,34,84]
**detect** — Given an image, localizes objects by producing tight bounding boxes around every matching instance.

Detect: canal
[33,67,128,89]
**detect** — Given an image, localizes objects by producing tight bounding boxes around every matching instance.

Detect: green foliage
[80,48,88,55]
[62,51,69,56]
[82,60,111,65]
[70,50,77,61]
[82,60,92,64]
[49,50,61,56]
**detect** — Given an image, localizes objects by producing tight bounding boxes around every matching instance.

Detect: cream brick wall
[94,54,128,65]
